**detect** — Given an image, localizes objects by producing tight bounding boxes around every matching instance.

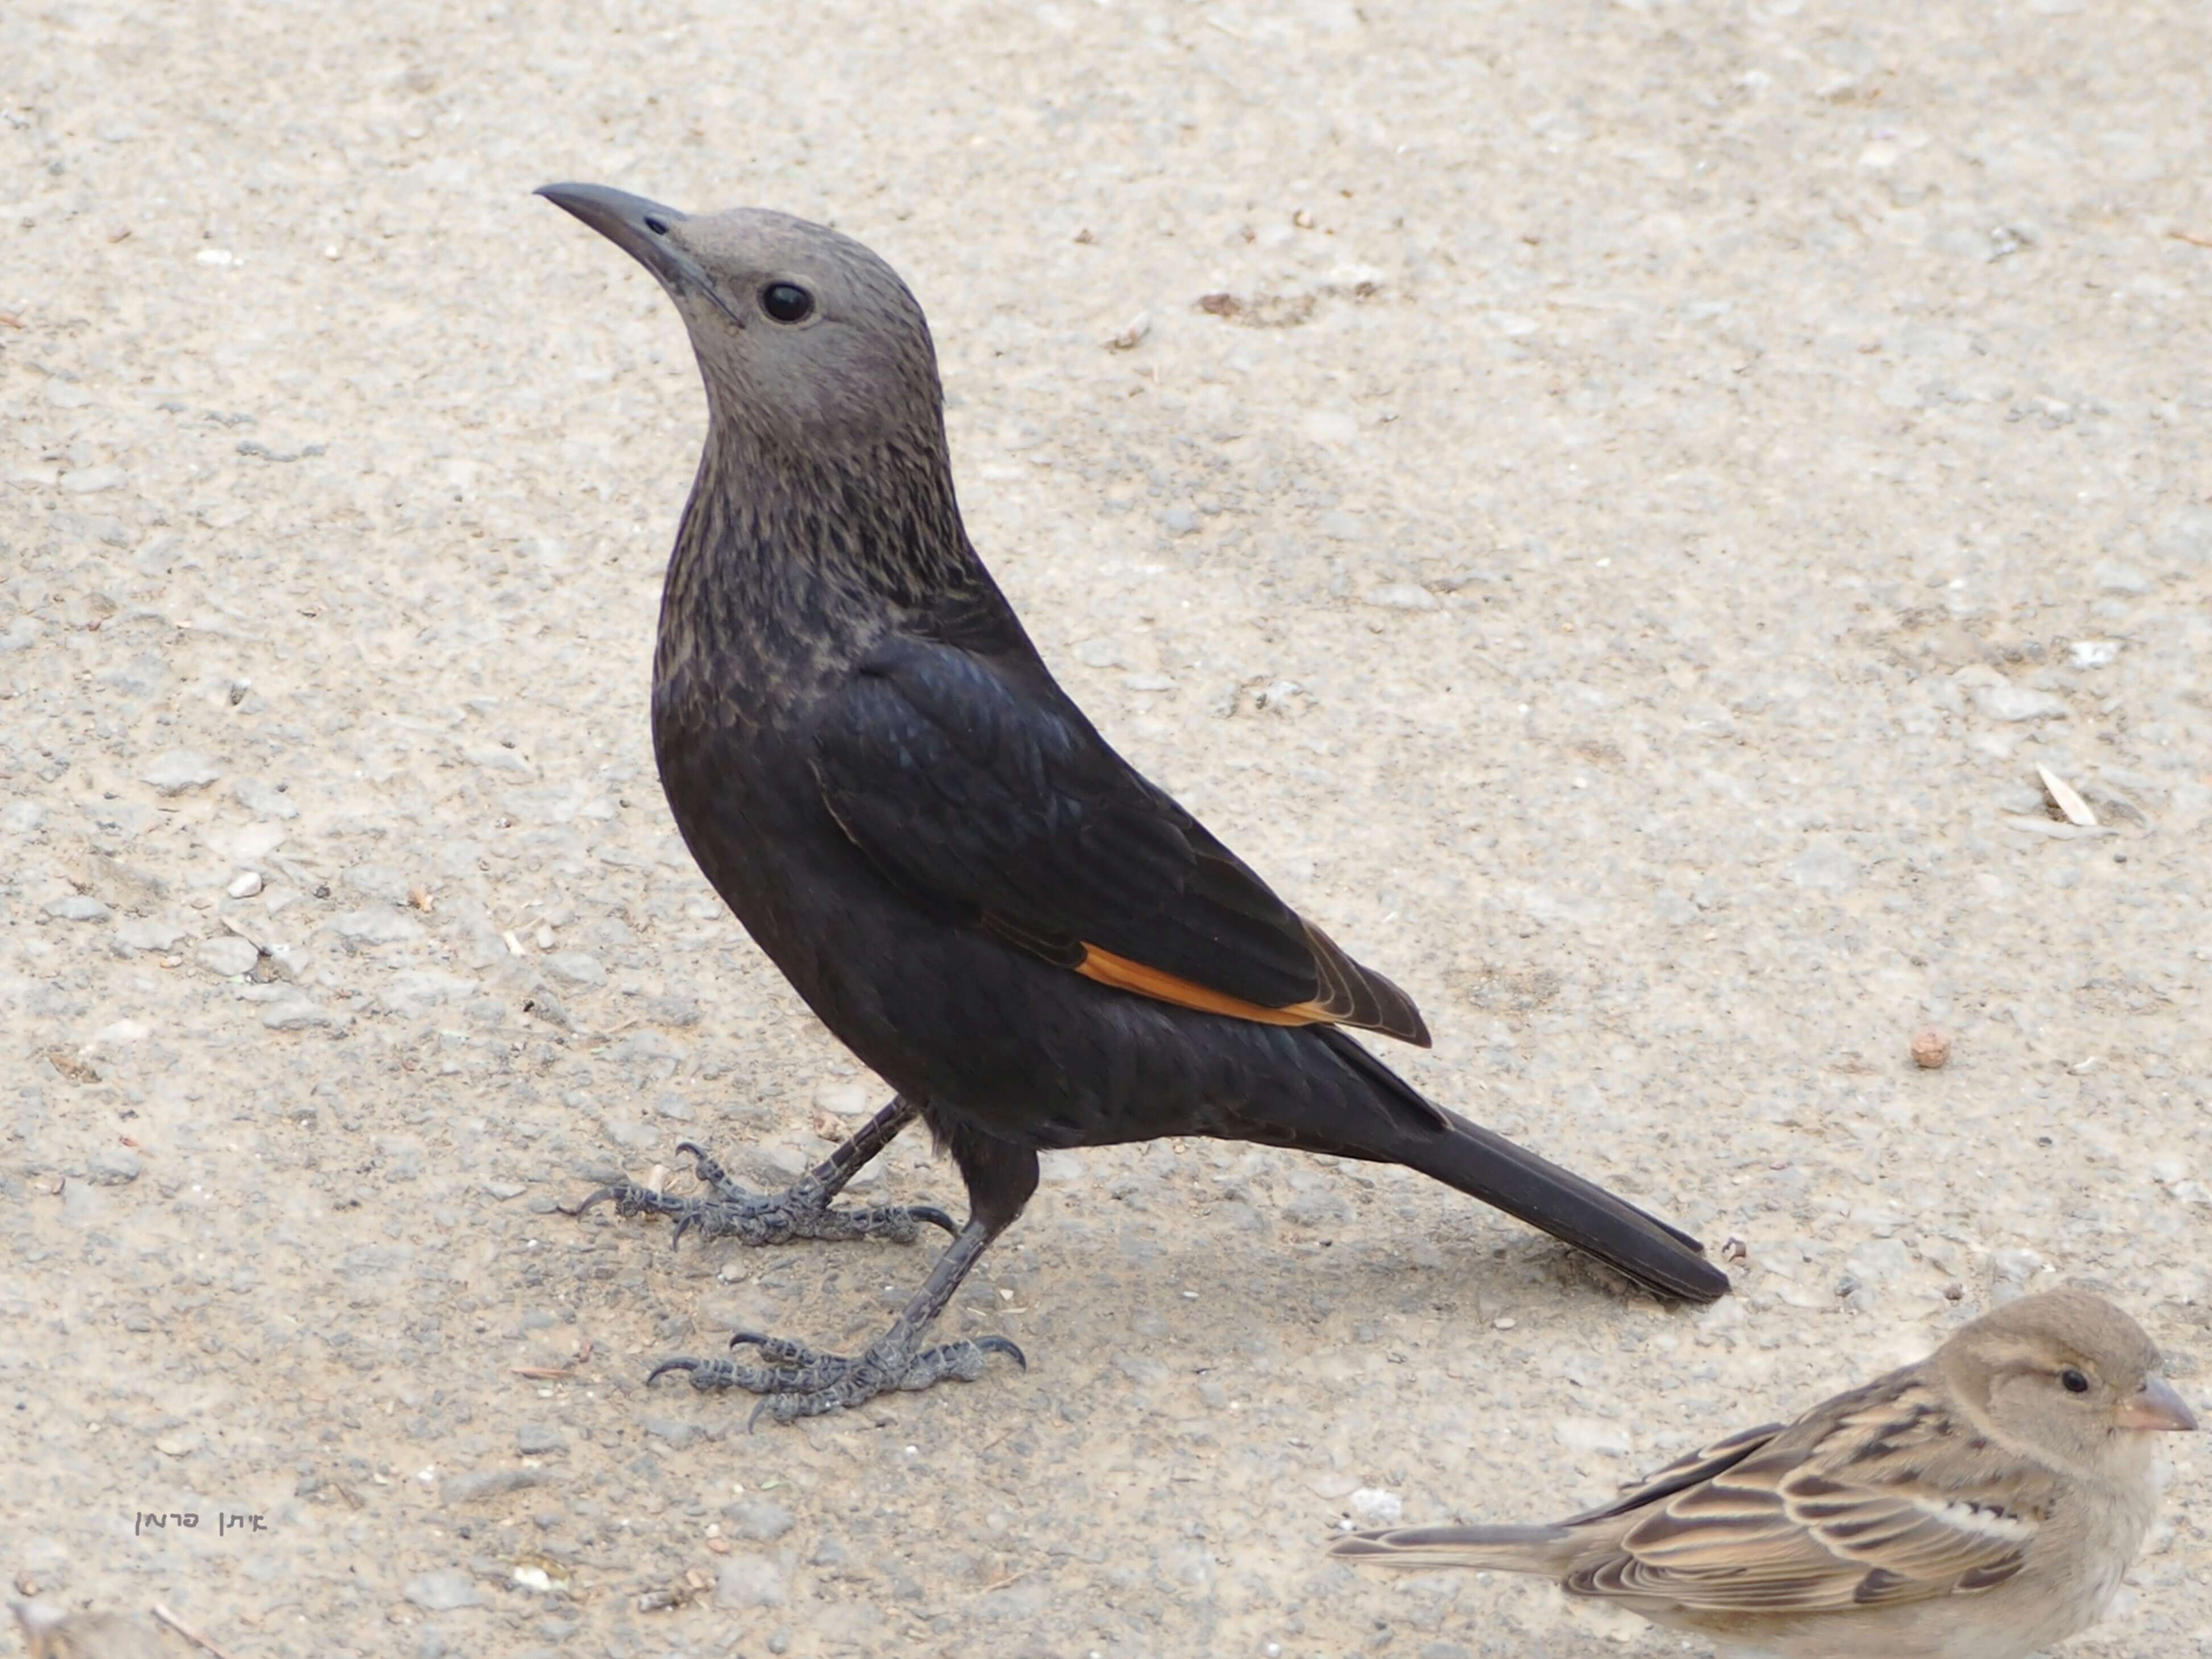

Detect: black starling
[537,183,1727,1422]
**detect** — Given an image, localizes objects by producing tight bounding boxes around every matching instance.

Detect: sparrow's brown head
[1941,1288,2196,1478]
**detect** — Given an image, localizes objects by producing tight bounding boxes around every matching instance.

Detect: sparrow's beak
[2116,1375,2198,1433]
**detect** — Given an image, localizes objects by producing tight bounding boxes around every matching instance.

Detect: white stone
[403,1570,481,1611]
[1553,1417,1633,1455]
[815,1082,874,1117]
[715,1553,786,1608]
[1846,1237,1912,1284]
[1348,1487,1403,1522]
[334,910,425,944]
[197,936,261,977]
[1785,842,1860,893]
[544,951,606,987]
[386,969,480,1010]
[1969,683,2068,722]
[59,464,125,494]
[1365,583,1438,611]
[143,749,221,795]
[115,917,186,953]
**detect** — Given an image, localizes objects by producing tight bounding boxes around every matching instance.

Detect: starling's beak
[2116,1375,2199,1434]
[537,182,696,290]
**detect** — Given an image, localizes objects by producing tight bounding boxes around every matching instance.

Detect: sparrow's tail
[1311,1027,1731,1304]
[1328,1522,1577,1575]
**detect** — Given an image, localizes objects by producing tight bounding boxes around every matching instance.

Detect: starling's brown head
[538,184,944,457]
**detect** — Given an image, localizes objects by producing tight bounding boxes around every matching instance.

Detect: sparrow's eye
[761,282,814,324]
[2060,1368,2090,1394]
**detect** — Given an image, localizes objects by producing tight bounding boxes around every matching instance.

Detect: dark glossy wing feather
[812,637,1428,1043]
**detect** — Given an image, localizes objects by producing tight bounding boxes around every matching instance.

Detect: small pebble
[335,909,425,944]
[714,1553,786,1609]
[1910,1027,1951,1070]
[815,1082,873,1116]
[228,869,264,897]
[233,777,299,818]
[721,1500,795,1541]
[197,935,261,978]
[262,999,343,1030]
[1553,1417,1634,1455]
[441,1467,548,1503]
[402,1570,482,1611]
[544,950,606,987]
[1365,583,1439,612]
[1845,1237,1910,1285]
[89,1146,143,1185]
[1105,311,1151,351]
[1349,1488,1403,1523]
[114,917,185,952]
[142,749,222,795]
[1965,679,2069,723]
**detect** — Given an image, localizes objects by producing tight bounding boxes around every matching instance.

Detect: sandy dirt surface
[5,1,2210,1655]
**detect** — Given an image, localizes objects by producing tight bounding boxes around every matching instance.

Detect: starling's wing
[812,636,1429,1045]
[1562,1370,2045,1612]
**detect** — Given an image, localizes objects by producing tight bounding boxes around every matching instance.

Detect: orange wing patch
[1075,944,1340,1028]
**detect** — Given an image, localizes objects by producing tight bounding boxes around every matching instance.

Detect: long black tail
[1306,1028,1730,1303]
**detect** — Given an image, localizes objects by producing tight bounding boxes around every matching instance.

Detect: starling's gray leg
[569,1094,955,1247]
[647,1131,1036,1423]
[648,1212,1023,1424]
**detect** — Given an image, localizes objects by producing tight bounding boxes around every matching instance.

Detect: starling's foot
[649,1329,1026,1424]
[569,1140,956,1247]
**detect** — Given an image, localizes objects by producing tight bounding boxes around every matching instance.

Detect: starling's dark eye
[643,216,670,236]
[2061,1368,2090,1394]
[761,282,814,324]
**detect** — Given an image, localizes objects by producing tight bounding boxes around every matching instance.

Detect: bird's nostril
[643,216,670,236]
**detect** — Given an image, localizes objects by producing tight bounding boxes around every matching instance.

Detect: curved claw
[646,1357,701,1386]
[563,1184,624,1218]
[972,1335,1027,1371]
[910,1204,960,1236]
[672,1140,720,1185]
[728,1330,771,1351]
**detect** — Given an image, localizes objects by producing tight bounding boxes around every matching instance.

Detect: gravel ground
[4,2,2209,1656]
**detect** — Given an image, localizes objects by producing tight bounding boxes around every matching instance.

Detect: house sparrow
[1330,1290,2197,1659]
